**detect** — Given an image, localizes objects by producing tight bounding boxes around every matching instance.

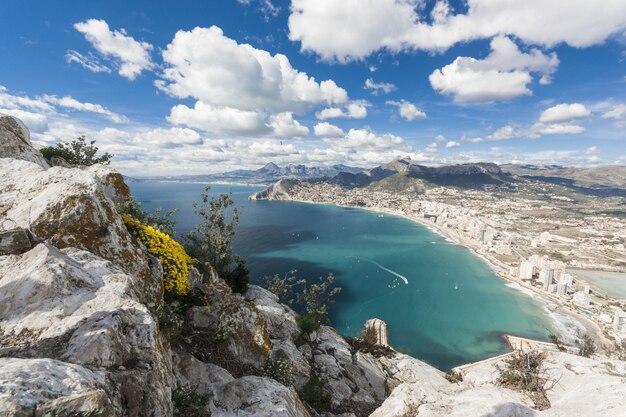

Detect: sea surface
[130,181,553,370]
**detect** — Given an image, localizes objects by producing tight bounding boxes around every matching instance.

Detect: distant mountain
[501,164,626,197]
[135,163,364,184]
[330,158,511,189]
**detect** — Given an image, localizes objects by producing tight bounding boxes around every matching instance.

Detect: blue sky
[1,0,625,175]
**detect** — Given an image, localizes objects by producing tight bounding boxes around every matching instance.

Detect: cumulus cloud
[74,19,153,80]
[386,100,426,121]
[288,0,626,62]
[539,103,591,123]
[364,78,397,95]
[167,101,270,136]
[158,26,347,114]
[316,102,367,120]
[268,112,309,137]
[65,50,111,74]
[134,127,203,148]
[314,122,345,137]
[445,140,460,148]
[429,37,558,102]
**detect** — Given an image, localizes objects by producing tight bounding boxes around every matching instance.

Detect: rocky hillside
[1,114,626,417]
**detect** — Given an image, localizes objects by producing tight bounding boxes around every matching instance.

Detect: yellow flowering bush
[122,214,195,297]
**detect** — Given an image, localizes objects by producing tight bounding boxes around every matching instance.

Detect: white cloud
[65,50,111,74]
[462,136,483,143]
[316,102,367,120]
[487,125,526,141]
[134,127,203,148]
[158,26,347,114]
[425,142,438,152]
[601,103,626,128]
[585,146,599,154]
[167,101,269,136]
[268,112,309,137]
[533,122,585,135]
[429,37,558,102]
[74,19,153,80]
[435,135,446,142]
[41,95,127,123]
[288,0,626,62]
[386,100,426,121]
[364,78,397,95]
[539,103,591,123]
[602,104,626,120]
[445,140,460,148]
[0,86,126,130]
[314,122,345,137]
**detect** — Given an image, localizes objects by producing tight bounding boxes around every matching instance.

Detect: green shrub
[265,271,341,334]
[297,313,320,334]
[300,372,331,412]
[497,350,553,410]
[123,215,195,298]
[172,385,209,417]
[263,358,295,387]
[575,333,596,358]
[40,136,112,166]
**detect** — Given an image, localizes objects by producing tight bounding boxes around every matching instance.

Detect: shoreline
[278,196,606,344]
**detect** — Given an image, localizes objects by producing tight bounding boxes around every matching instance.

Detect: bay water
[130,181,552,370]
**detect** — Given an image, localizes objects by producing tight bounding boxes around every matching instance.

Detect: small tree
[265,270,341,333]
[40,136,112,166]
[185,186,249,293]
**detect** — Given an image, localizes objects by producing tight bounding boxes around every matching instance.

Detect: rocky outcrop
[370,351,626,417]
[0,116,171,415]
[0,113,49,167]
[364,318,388,347]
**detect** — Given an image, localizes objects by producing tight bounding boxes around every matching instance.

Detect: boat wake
[349,256,409,285]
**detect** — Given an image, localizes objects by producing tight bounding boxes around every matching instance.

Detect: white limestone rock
[187,297,271,371]
[209,376,311,417]
[0,358,112,414]
[246,284,300,341]
[172,349,234,389]
[0,113,49,168]
[271,339,311,390]
[371,351,626,417]
[309,326,387,414]
[0,158,162,305]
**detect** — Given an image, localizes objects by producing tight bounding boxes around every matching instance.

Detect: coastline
[277,196,605,344]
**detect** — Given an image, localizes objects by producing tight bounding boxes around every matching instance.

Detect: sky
[1,0,625,176]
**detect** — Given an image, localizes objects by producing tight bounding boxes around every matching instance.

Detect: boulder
[209,376,311,417]
[271,338,311,390]
[0,113,49,167]
[187,297,271,373]
[0,358,113,415]
[309,326,387,415]
[172,349,234,391]
[246,284,300,341]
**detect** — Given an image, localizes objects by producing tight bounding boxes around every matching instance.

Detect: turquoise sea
[130,181,552,370]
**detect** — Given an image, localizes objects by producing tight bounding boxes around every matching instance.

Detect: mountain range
[131,162,363,184]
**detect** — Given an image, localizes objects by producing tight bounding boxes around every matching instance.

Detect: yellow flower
[123,214,196,297]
